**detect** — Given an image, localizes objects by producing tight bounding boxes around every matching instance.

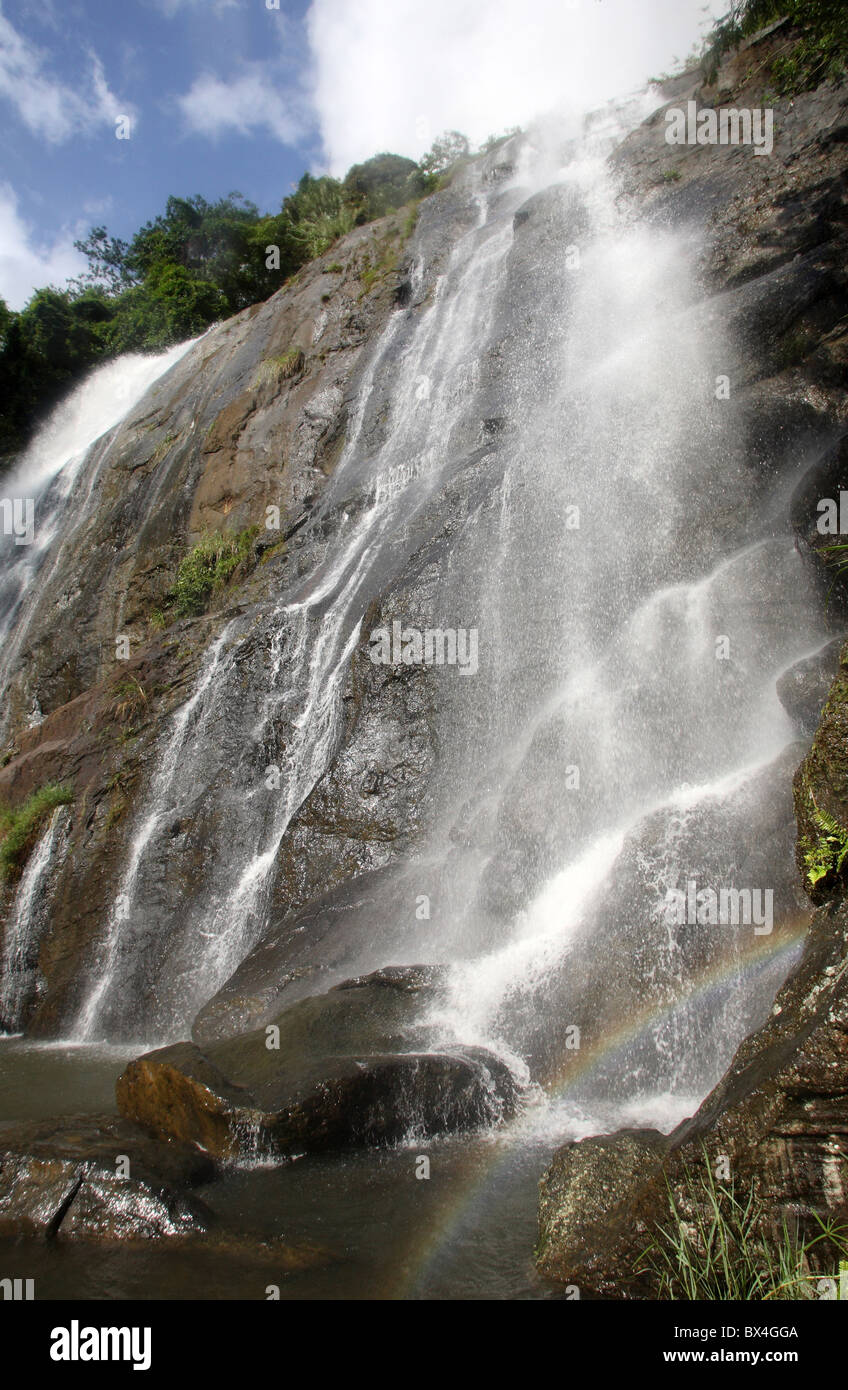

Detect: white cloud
[0,184,86,310]
[0,8,132,144]
[177,66,305,144]
[306,0,727,175]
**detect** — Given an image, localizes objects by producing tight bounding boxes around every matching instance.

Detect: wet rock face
[1,37,846,1088]
[777,638,842,738]
[0,1115,214,1240]
[192,866,439,1046]
[119,967,519,1159]
[0,151,516,1038]
[790,432,848,624]
[794,643,848,905]
[505,745,810,1093]
[0,213,412,739]
[537,895,848,1295]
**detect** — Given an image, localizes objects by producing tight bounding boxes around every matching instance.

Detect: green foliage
[106,264,230,354]
[272,174,358,266]
[172,526,259,617]
[798,778,848,888]
[636,1155,848,1299]
[343,153,426,222]
[0,144,437,461]
[703,1,848,92]
[0,783,73,882]
[70,226,134,295]
[419,130,471,178]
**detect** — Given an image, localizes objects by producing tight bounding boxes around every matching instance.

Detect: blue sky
[0,0,725,309]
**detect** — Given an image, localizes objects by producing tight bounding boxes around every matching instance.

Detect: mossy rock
[794,642,848,902]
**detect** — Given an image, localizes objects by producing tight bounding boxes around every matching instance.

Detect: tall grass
[636,1156,848,1299]
[172,526,259,618]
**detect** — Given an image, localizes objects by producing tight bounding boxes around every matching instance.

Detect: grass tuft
[636,1153,848,1299]
[0,783,73,882]
[172,526,259,617]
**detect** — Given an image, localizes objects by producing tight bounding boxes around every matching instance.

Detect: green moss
[358,240,400,296]
[325,262,343,274]
[0,783,73,882]
[259,538,287,566]
[172,525,260,617]
[775,328,815,370]
[661,169,682,184]
[103,797,127,832]
[150,432,178,466]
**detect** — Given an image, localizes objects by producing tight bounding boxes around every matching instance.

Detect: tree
[343,153,426,222]
[71,227,135,296]
[419,130,471,177]
[106,264,228,353]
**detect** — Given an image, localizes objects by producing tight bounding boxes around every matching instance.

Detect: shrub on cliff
[171,527,260,618]
[704,1,848,92]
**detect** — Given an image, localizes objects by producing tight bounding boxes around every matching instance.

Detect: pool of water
[0,1038,696,1299]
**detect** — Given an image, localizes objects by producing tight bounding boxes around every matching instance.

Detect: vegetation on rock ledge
[171,526,260,618]
[637,1157,848,1299]
[0,784,73,882]
[0,127,523,463]
[703,1,848,93]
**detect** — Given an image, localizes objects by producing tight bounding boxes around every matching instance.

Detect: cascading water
[0,94,829,1147]
[0,806,69,1034]
[0,340,201,1035]
[0,340,199,734]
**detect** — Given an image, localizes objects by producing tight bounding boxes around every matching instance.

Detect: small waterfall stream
[0,806,69,1034]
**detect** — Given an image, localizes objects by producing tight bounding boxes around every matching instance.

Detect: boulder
[120,966,519,1159]
[192,867,438,1046]
[0,1114,214,1240]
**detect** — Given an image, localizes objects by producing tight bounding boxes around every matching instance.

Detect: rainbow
[395,917,810,1298]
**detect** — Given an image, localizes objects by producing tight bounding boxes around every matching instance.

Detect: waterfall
[0,338,200,737]
[0,805,69,1033]
[69,130,532,1040]
[0,92,828,1120]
